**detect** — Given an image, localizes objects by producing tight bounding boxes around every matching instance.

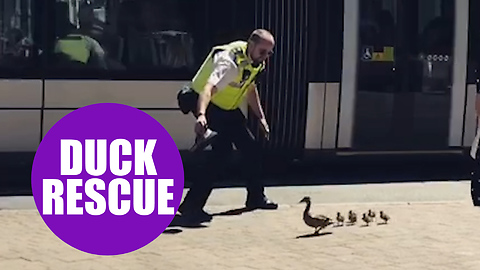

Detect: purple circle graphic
[31,103,184,255]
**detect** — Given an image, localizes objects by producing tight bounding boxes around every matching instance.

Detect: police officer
[54,32,108,69]
[53,2,107,69]
[178,29,278,223]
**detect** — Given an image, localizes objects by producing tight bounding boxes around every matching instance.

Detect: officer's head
[247,29,275,65]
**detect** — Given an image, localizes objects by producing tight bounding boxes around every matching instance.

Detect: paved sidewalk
[0,181,479,270]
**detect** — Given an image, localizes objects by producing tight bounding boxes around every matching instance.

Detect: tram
[0,0,476,163]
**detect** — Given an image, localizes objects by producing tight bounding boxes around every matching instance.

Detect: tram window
[357,0,396,93]
[359,0,396,49]
[48,0,197,78]
[0,0,39,75]
[48,0,256,80]
[418,1,454,56]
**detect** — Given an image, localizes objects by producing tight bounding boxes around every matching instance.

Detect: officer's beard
[250,55,262,67]
[247,44,261,67]
[251,59,261,67]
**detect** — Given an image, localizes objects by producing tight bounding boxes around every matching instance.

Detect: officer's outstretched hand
[260,118,270,141]
[195,114,208,136]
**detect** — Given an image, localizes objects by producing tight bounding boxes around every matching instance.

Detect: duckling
[336,212,345,226]
[362,213,373,226]
[379,211,390,224]
[348,210,357,224]
[368,209,376,221]
[299,196,333,234]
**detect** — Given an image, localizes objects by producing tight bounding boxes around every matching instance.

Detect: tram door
[352,0,455,151]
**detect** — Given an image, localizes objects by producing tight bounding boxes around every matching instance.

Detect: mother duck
[299,196,333,234]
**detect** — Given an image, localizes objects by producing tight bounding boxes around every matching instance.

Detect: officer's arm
[247,83,266,120]
[476,87,480,118]
[197,52,237,115]
[86,36,108,70]
[476,66,480,117]
[197,83,215,116]
[246,69,267,120]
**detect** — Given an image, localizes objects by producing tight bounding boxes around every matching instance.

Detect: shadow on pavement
[296,231,333,239]
[163,229,183,234]
[212,207,254,216]
[167,214,209,229]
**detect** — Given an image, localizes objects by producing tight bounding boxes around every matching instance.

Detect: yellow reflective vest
[191,41,265,110]
[54,34,90,64]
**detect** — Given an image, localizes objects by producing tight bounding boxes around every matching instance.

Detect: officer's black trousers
[181,102,265,212]
[471,137,480,206]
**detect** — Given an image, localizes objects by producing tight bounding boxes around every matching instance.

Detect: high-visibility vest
[54,34,90,64]
[191,41,265,110]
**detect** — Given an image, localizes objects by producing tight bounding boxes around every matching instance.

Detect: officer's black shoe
[246,197,278,210]
[471,189,480,207]
[471,174,480,206]
[179,209,213,224]
[178,202,212,222]
[189,129,218,153]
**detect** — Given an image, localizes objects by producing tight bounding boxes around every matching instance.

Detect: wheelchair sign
[361,46,373,61]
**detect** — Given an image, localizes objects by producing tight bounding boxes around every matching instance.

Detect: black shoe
[189,129,218,152]
[471,175,480,206]
[246,197,278,210]
[472,188,480,206]
[180,209,213,224]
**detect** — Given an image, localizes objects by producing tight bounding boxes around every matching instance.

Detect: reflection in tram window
[116,0,195,71]
[0,0,37,69]
[358,0,396,94]
[357,0,454,94]
[53,0,113,70]
[53,0,197,72]
[353,0,455,151]
[359,0,395,48]
[418,0,454,94]
[51,0,256,78]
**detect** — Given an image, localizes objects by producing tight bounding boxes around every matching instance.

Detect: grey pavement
[0,180,479,270]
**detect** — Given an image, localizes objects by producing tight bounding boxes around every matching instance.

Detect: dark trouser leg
[182,139,232,211]
[228,110,276,209]
[472,164,480,206]
[184,134,232,210]
[472,138,480,206]
[179,104,231,214]
[231,122,265,200]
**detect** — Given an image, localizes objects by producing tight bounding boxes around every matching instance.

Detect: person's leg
[178,104,231,222]
[230,110,278,210]
[179,134,232,219]
[471,160,480,207]
[471,131,480,206]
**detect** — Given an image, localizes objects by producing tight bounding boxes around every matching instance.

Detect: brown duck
[379,211,390,224]
[348,210,357,224]
[368,209,376,221]
[362,213,373,226]
[299,196,333,234]
[336,212,345,226]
